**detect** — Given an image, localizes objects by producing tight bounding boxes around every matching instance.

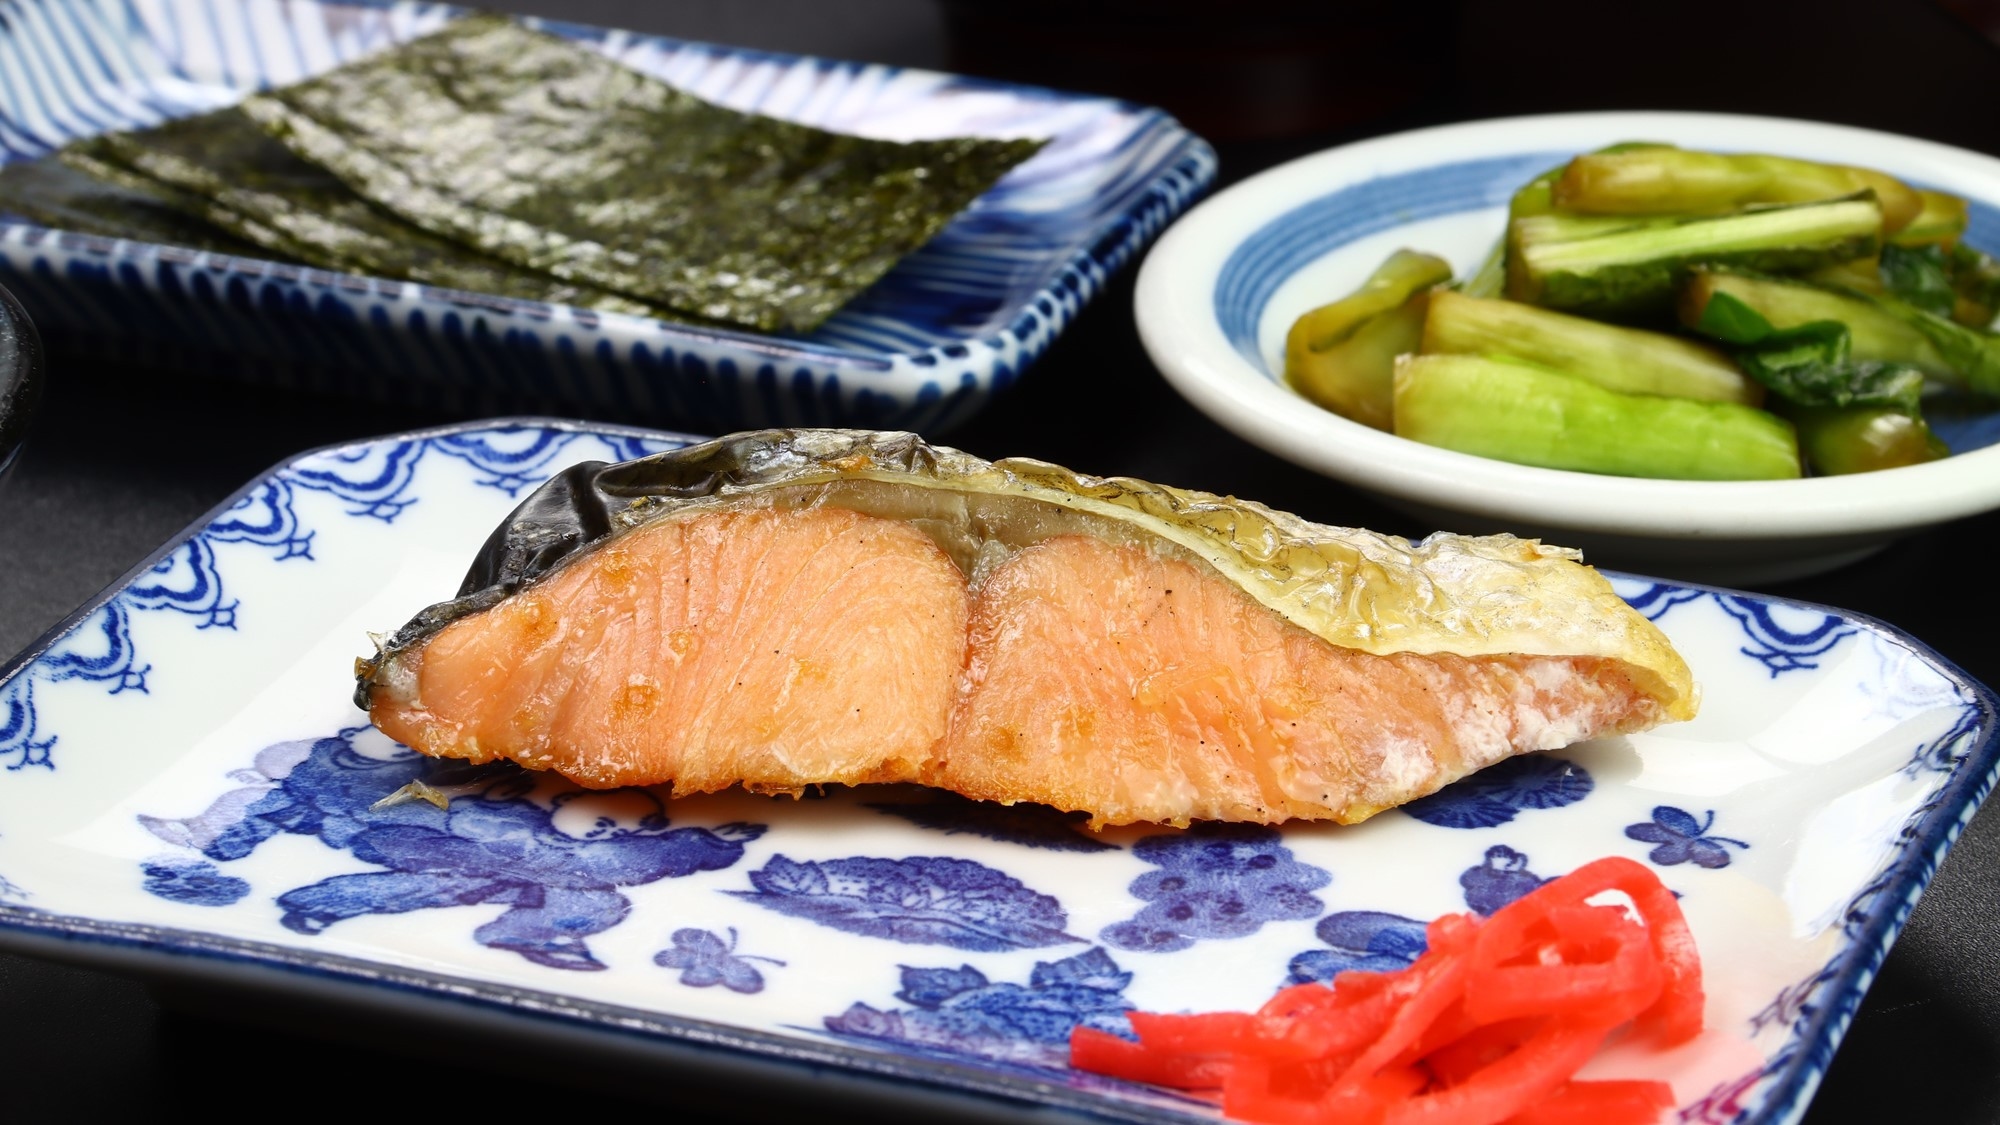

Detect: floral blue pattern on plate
[0,0,1213,432]
[0,419,1994,1124]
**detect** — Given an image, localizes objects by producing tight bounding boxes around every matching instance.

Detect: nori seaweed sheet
[243,14,1045,334]
[0,152,275,258]
[82,108,671,315]
[61,141,335,264]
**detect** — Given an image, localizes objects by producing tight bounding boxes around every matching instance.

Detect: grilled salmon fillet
[361,430,1694,827]
[372,506,967,794]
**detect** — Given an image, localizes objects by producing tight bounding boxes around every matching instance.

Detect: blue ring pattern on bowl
[1211,152,2000,453]
[1214,152,1555,365]
[0,0,1215,432]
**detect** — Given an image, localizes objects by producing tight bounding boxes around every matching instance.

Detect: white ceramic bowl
[1134,111,2000,585]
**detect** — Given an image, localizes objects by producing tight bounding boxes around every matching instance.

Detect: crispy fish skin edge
[355,429,1697,724]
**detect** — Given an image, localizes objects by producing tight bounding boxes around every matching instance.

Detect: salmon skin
[360,430,1696,827]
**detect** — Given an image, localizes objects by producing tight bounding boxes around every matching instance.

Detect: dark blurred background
[5,1,2000,1121]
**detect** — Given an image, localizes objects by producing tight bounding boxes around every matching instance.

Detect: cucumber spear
[1392,353,1801,480]
[1462,144,1674,300]
[1552,147,1922,234]
[1509,194,1883,319]
[1286,249,1452,429]
[1423,290,1760,405]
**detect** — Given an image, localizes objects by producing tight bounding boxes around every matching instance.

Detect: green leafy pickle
[1892,299,2000,395]
[1738,325,1927,415]
[240,15,1046,334]
[1947,243,2000,328]
[1880,243,1957,319]
[1685,286,1778,346]
[1693,291,1926,414]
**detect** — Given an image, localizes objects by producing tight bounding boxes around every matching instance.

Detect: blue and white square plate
[1,420,1994,1124]
[0,0,1213,432]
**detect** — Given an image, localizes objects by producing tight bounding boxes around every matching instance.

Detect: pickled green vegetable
[1679,277,1943,439]
[1892,301,2000,396]
[1286,143,1989,480]
[1422,290,1759,405]
[1784,404,1948,475]
[1890,189,1970,247]
[1880,244,1957,319]
[1459,239,1509,301]
[1509,195,1883,318]
[1680,269,1952,376]
[1461,144,1674,301]
[1552,147,1921,233]
[1291,296,1430,431]
[1803,255,1886,295]
[1459,166,1566,301]
[1947,243,2000,329]
[1289,250,1453,351]
[1391,353,1801,480]
[1732,322,1927,415]
[1285,249,1451,429]
[1683,267,2000,396]
[241,14,1044,333]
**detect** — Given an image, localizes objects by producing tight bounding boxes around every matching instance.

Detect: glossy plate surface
[1134,112,2000,584]
[1,420,1994,1124]
[0,0,1212,432]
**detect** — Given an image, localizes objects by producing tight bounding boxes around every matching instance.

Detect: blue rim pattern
[0,0,1215,431]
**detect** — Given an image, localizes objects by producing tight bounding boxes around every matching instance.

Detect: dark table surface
[4,0,1999,1119]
